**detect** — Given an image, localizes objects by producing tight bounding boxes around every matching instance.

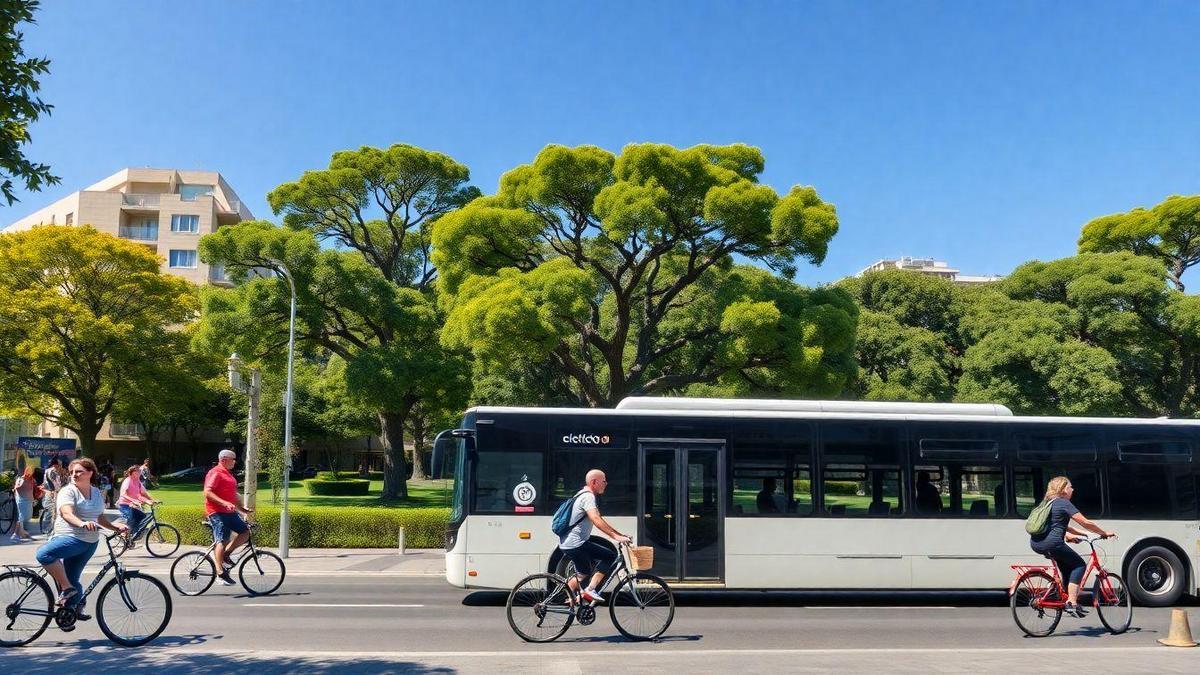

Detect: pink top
[118,475,152,507]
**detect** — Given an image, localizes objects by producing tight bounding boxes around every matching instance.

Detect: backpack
[1024,497,1056,535]
[550,489,589,539]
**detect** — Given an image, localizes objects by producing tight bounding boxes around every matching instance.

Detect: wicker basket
[630,546,654,571]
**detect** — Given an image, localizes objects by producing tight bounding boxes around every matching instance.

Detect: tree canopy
[1078,194,1200,292]
[434,143,854,406]
[0,226,197,451]
[0,1,57,204]
[198,144,474,498]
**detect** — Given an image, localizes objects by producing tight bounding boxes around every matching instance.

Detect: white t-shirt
[53,483,107,543]
[559,489,597,550]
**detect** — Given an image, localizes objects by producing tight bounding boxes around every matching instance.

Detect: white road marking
[242,603,426,608]
[17,646,1192,657]
[803,606,959,610]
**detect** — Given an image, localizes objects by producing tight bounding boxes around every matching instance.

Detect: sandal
[56,587,78,607]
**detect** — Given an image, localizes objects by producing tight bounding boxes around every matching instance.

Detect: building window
[110,422,143,437]
[119,218,158,241]
[169,250,197,268]
[179,184,214,200]
[65,212,73,225]
[171,214,200,233]
[210,263,227,281]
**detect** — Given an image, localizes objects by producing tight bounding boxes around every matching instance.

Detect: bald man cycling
[558,469,632,604]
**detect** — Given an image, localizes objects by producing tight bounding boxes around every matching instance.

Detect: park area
[146,475,453,549]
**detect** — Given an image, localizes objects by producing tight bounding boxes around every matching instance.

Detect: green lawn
[150,478,455,510]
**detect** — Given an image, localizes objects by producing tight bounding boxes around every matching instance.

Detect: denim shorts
[15,497,33,524]
[208,512,248,543]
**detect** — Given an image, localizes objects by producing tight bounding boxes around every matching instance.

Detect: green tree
[0,226,197,452]
[958,253,1199,417]
[199,144,476,499]
[837,270,965,401]
[0,1,57,204]
[1079,195,1200,292]
[434,143,853,406]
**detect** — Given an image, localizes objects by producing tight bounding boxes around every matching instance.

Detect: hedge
[154,505,449,548]
[795,480,860,496]
[306,478,370,496]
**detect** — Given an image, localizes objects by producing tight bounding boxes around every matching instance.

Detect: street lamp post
[227,353,261,516]
[272,260,298,560]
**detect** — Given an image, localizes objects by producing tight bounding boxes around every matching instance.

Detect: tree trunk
[378,410,409,500]
[409,416,428,481]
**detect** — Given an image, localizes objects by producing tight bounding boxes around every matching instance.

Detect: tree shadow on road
[22,644,457,675]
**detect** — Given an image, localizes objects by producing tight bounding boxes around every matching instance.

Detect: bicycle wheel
[38,508,52,536]
[96,572,172,647]
[1011,570,1062,637]
[609,573,674,641]
[144,524,181,558]
[239,550,286,596]
[0,498,14,535]
[170,551,216,596]
[0,570,54,647]
[109,533,130,559]
[506,573,575,643]
[1094,572,1132,634]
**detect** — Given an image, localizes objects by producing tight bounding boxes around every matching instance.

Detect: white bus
[432,398,1200,606]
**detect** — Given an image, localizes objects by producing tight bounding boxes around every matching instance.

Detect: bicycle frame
[1009,538,1122,607]
[124,504,160,540]
[2,534,142,628]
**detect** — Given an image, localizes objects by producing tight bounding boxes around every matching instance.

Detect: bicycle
[110,502,181,558]
[0,493,14,535]
[169,521,285,596]
[1009,534,1132,637]
[0,532,173,647]
[506,541,675,642]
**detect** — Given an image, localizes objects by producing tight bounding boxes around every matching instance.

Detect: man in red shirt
[203,449,252,586]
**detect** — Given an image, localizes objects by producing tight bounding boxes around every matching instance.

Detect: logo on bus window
[561,433,611,445]
[513,478,536,506]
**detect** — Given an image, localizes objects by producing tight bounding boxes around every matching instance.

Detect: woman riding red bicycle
[1029,476,1116,618]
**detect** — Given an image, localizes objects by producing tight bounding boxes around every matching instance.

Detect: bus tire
[1126,545,1185,607]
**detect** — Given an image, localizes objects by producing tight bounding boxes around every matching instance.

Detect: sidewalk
[0,534,446,576]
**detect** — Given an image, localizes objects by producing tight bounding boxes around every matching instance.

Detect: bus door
[638,441,725,582]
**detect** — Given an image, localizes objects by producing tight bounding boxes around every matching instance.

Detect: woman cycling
[1029,476,1115,617]
[34,457,127,615]
[117,464,156,541]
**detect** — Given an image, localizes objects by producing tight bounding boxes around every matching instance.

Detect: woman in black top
[1029,476,1115,617]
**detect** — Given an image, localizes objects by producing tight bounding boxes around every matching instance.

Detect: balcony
[118,225,158,241]
[220,199,241,214]
[121,193,161,208]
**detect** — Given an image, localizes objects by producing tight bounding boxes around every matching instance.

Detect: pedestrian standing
[10,466,36,542]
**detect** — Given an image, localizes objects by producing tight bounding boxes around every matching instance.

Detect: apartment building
[2,169,254,468]
[856,256,1004,285]
[2,168,253,285]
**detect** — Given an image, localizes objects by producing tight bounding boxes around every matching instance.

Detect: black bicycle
[110,502,181,558]
[0,532,173,647]
[170,521,285,596]
[0,493,14,535]
[506,541,675,642]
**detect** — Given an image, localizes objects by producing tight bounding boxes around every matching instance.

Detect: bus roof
[465,401,1200,427]
[615,397,1014,416]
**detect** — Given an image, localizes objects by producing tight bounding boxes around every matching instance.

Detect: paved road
[10,576,1199,673]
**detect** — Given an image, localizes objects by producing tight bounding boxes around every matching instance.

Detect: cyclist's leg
[561,546,595,594]
[1049,544,1086,605]
[578,541,615,591]
[224,513,251,561]
[209,514,231,570]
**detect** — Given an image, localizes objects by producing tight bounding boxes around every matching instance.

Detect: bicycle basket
[630,546,654,571]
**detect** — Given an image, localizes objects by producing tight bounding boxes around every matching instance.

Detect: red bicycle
[1009,534,1132,637]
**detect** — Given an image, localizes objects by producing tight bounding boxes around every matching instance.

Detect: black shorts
[561,540,617,577]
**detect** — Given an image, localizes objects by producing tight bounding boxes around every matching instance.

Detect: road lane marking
[242,603,426,607]
[16,646,1191,657]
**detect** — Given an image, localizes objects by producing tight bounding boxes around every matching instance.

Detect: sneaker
[1064,602,1089,618]
[581,588,605,604]
[222,560,235,573]
[73,600,90,622]
[9,533,21,543]
[218,572,236,586]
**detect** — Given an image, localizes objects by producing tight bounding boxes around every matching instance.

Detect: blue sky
[7,1,1199,286]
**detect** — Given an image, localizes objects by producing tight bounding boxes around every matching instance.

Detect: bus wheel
[1127,546,1185,607]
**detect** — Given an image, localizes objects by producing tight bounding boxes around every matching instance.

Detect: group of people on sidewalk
[8,458,155,543]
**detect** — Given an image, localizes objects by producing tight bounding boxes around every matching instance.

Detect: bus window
[960,466,1004,516]
[820,421,904,517]
[1014,465,1102,517]
[549,450,635,516]
[1108,463,1198,519]
[474,451,543,514]
[731,452,812,516]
